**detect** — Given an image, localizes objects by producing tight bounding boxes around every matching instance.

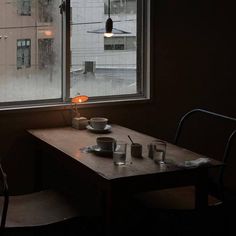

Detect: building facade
[0,0,58,76]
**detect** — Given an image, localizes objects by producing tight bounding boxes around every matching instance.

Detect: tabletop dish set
[79,117,167,166]
[72,116,112,133]
[86,117,112,133]
[79,117,210,168]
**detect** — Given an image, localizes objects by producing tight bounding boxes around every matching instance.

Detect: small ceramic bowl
[96,136,116,151]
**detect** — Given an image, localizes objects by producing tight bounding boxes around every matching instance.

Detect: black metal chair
[173,109,236,200]
[0,162,86,236]
[133,109,236,235]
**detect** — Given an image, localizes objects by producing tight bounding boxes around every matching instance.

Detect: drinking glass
[152,140,166,164]
[113,141,127,165]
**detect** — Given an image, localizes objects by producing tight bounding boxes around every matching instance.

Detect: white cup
[89,117,108,130]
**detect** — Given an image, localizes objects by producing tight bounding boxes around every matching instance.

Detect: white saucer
[86,124,112,133]
[90,145,113,157]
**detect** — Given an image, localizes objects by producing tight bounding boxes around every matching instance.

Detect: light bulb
[104,32,114,37]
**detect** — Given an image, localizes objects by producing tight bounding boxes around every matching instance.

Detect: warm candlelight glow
[71,95,88,118]
[71,95,88,104]
[71,95,89,130]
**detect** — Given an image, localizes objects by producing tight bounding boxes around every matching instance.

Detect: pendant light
[87,0,131,37]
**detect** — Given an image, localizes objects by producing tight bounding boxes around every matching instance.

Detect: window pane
[38,0,53,23]
[70,0,137,97]
[17,0,31,16]
[0,0,61,103]
[16,39,31,69]
[104,0,137,14]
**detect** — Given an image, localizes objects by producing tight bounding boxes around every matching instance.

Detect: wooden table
[28,125,222,234]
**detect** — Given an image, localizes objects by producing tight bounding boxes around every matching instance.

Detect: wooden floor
[2,217,98,236]
[2,208,231,236]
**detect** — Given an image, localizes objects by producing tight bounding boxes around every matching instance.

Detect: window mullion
[62,0,71,102]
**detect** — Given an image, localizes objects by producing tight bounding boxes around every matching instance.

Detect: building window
[0,0,149,107]
[17,0,31,16]
[104,36,136,51]
[104,0,137,15]
[17,39,31,69]
[38,39,54,69]
[38,0,53,22]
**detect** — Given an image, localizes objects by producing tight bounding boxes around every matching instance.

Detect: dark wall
[1,0,235,193]
[152,0,236,129]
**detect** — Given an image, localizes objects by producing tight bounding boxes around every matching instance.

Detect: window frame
[16,39,31,70]
[0,0,151,111]
[65,0,150,104]
[17,0,31,16]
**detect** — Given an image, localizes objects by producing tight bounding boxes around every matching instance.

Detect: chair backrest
[0,163,9,231]
[173,108,236,200]
[174,108,236,162]
[221,130,236,201]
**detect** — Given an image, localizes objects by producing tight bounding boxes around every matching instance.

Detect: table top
[28,125,222,181]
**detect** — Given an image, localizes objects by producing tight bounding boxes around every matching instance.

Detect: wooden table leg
[99,184,113,236]
[33,138,43,191]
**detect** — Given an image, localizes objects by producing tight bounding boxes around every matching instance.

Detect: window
[38,0,53,22]
[0,0,61,103]
[104,0,137,15]
[38,39,54,69]
[0,0,149,107]
[104,36,136,51]
[17,0,31,16]
[70,0,149,98]
[17,39,31,69]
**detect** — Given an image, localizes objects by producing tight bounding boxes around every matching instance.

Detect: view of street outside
[0,0,137,102]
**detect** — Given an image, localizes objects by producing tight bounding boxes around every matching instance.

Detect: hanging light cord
[108,0,111,18]
[105,0,113,35]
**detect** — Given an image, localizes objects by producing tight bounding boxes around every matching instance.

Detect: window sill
[0,96,151,115]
